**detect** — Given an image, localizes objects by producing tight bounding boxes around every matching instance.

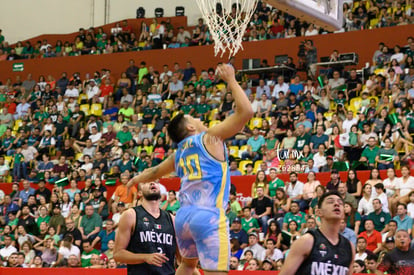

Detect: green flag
[55,177,69,187]
[105,179,117,186]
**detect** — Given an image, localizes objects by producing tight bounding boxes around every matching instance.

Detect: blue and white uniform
[174,132,230,271]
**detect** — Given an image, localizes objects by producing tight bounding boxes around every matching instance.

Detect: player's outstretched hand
[216,64,235,83]
[145,253,169,267]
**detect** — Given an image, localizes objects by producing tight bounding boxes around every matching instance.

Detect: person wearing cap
[320,155,335,172]
[380,230,414,273]
[262,259,274,271]
[230,217,248,249]
[90,187,109,220]
[240,232,265,261]
[325,169,342,191]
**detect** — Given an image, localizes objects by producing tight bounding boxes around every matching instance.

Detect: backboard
[266,0,343,32]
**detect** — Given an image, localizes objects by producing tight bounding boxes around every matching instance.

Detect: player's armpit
[279,233,314,275]
[113,209,144,264]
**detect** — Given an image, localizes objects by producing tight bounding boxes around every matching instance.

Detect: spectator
[359,219,382,254]
[340,219,357,245]
[380,230,414,274]
[91,219,115,252]
[241,206,260,234]
[250,186,272,234]
[230,217,248,249]
[18,205,37,235]
[368,198,391,233]
[80,240,100,267]
[392,203,413,234]
[0,235,17,261]
[64,218,82,247]
[282,201,306,231]
[79,204,102,242]
[18,180,35,206]
[241,232,265,260]
[285,172,306,211]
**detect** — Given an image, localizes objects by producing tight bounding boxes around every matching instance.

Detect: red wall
[0,169,406,199]
[1,24,413,82]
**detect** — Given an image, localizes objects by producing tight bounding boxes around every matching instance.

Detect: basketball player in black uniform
[114,181,176,275]
[280,191,355,275]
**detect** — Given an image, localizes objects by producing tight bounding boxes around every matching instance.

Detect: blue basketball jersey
[174,132,230,210]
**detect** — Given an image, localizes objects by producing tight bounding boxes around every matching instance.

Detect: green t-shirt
[161,200,181,214]
[367,211,391,232]
[265,138,277,150]
[302,99,313,111]
[14,153,24,164]
[294,134,311,151]
[180,104,195,114]
[81,249,100,267]
[143,107,160,120]
[195,103,210,116]
[283,211,307,229]
[118,108,134,120]
[377,148,397,161]
[196,79,213,89]
[226,210,237,225]
[138,67,149,84]
[116,130,132,144]
[361,146,379,164]
[268,178,285,197]
[346,212,361,229]
[230,200,242,215]
[80,213,102,235]
[37,215,50,228]
[241,217,260,233]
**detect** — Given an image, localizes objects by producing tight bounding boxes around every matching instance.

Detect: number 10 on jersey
[179,154,202,180]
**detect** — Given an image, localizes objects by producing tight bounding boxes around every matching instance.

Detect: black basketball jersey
[127,205,176,275]
[296,229,352,275]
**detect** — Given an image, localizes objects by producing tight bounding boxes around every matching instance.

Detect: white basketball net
[196,0,258,57]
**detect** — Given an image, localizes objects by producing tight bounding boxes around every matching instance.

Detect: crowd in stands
[1,0,414,272]
[1,0,414,60]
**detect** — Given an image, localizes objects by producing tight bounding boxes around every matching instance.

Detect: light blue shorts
[175,206,230,271]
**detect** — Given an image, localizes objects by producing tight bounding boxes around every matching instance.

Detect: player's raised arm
[207,64,254,141]
[127,153,175,188]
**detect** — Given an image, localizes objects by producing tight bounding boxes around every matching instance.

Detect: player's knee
[181,257,198,269]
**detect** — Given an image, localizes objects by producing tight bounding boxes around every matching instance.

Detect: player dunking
[280,191,355,275]
[127,64,253,275]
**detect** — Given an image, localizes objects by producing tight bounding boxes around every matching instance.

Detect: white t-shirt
[342,118,358,133]
[58,244,80,259]
[313,153,327,169]
[358,196,374,215]
[375,192,389,213]
[396,176,414,197]
[286,181,304,198]
[64,88,79,98]
[383,177,400,197]
[272,83,290,98]
[407,202,414,219]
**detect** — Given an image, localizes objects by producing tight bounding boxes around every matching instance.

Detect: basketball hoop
[196,0,258,58]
